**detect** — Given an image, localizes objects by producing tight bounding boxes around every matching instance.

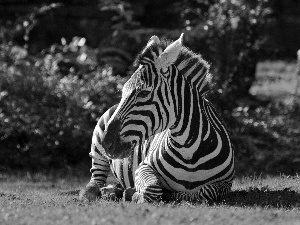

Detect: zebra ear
[146,35,160,48]
[158,33,183,73]
[142,35,160,55]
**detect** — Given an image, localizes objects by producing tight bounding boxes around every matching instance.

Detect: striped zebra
[80,34,234,203]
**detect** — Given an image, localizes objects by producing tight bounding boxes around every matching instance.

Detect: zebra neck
[175,55,210,95]
[167,94,207,157]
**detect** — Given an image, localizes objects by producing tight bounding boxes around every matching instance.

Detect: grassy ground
[1,173,300,225]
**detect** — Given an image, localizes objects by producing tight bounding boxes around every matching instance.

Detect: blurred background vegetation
[0,0,299,176]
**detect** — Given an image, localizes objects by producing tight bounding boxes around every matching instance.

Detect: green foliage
[0,42,124,170]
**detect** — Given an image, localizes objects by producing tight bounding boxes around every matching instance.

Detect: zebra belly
[157,169,214,193]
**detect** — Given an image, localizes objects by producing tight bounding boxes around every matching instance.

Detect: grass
[1,173,300,225]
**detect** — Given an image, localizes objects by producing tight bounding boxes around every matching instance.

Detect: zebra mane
[134,38,212,95]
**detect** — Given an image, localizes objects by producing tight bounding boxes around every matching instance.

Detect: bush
[0,43,124,170]
[185,0,271,104]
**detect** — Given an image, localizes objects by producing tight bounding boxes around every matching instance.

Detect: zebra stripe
[88,35,234,203]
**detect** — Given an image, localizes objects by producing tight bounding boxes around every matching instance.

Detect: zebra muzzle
[102,135,132,159]
[102,119,121,156]
[102,120,136,159]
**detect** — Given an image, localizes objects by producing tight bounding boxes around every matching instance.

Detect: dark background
[0,0,300,176]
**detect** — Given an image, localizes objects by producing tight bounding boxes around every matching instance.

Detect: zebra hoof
[114,183,125,199]
[131,192,147,204]
[123,188,136,202]
[79,182,101,201]
[100,184,116,201]
[100,183,124,201]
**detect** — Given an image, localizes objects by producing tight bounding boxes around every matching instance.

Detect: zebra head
[102,34,210,159]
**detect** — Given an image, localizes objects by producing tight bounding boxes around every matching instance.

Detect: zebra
[80,34,234,203]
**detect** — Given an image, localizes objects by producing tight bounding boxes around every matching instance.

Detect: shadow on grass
[221,187,300,209]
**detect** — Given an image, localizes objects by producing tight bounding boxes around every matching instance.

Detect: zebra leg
[162,181,233,203]
[81,104,121,201]
[80,146,110,201]
[192,181,232,202]
[100,183,124,201]
[79,180,101,201]
[123,187,136,202]
[131,163,163,203]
